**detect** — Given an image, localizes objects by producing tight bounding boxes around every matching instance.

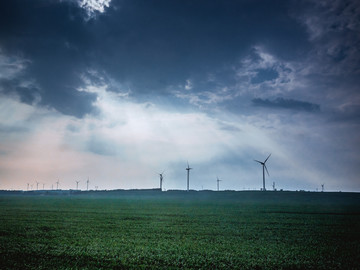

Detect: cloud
[252,97,320,112]
[235,46,304,97]
[173,87,233,108]
[0,51,28,80]
[77,0,112,17]
[0,84,359,191]
[0,51,41,104]
[0,0,314,118]
[0,81,259,189]
[296,0,360,75]
[185,79,193,91]
[329,103,360,123]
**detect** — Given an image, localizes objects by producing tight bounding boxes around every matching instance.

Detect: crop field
[0,191,360,269]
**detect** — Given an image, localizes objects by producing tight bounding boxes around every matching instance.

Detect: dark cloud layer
[252,98,320,112]
[0,0,96,116]
[0,0,312,117]
[0,0,359,122]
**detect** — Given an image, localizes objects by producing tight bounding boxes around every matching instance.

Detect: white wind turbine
[186,162,193,192]
[254,154,271,191]
[217,177,222,191]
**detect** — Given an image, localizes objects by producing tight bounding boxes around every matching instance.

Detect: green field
[1,191,360,269]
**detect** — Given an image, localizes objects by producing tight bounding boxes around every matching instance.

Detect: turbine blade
[264,165,270,176]
[265,153,271,163]
[254,160,263,164]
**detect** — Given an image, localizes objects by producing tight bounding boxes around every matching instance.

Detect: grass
[0,191,360,269]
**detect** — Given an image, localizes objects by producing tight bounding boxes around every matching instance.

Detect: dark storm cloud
[292,0,360,105]
[96,0,310,95]
[0,0,311,117]
[0,79,41,104]
[0,0,96,117]
[299,0,360,75]
[252,98,320,112]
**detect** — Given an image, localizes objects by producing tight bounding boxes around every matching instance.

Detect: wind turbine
[158,171,165,191]
[217,177,222,191]
[42,183,45,190]
[56,180,60,190]
[36,181,39,191]
[27,183,29,191]
[76,181,80,190]
[272,181,276,191]
[321,184,324,192]
[186,162,193,192]
[254,154,271,191]
[86,178,90,191]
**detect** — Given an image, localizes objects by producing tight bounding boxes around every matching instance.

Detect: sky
[0,0,359,192]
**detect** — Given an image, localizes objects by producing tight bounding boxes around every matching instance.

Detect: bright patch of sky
[1,71,356,191]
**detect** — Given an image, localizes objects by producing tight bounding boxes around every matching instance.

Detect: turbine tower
[254,154,271,191]
[272,181,276,191]
[36,181,39,191]
[42,183,45,190]
[186,162,193,192]
[321,184,324,192]
[158,172,164,191]
[27,183,29,191]
[56,180,60,190]
[76,181,80,190]
[86,178,90,191]
[217,177,222,191]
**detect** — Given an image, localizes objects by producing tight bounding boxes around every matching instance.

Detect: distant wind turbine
[321,184,324,192]
[36,181,39,191]
[272,181,276,191]
[158,171,165,191]
[217,177,222,191]
[56,180,60,190]
[86,178,90,191]
[76,181,80,190]
[186,162,193,192]
[254,154,271,191]
[27,183,29,191]
[42,183,45,190]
